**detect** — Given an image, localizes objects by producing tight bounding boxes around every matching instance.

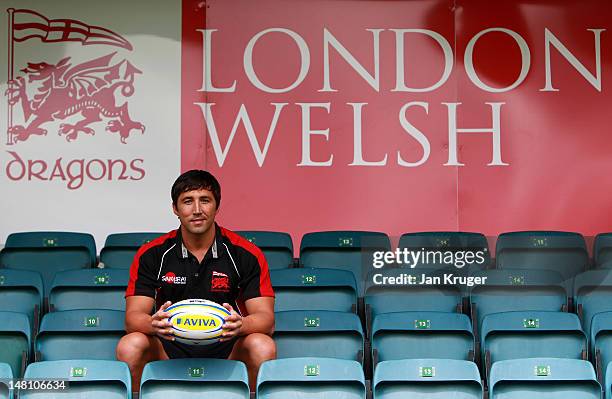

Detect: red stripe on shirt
[125,230,177,297]
[221,227,275,297]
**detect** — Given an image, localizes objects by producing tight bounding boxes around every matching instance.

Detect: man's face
[173,188,218,236]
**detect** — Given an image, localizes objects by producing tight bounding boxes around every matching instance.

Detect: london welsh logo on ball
[4,9,144,145]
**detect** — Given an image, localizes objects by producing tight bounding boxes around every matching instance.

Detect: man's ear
[172,203,179,217]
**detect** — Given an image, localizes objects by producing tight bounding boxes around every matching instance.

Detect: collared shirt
[125,224,274,315]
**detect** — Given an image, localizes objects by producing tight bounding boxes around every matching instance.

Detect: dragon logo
[5,9,145,144]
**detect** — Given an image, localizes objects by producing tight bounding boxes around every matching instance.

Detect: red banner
[182,0,612,242]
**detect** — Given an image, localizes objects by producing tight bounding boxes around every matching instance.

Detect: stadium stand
[469,269,569,337]
[398,231,491,269]
[373,359,483,399]
[257,357,366,399]
[140,359,249,399]
[100,232,164,269]
[371,311,474,366]
[300,231,391,295]
[0,231,96,296]
[271,268,358,313]
[22,360,131,399]
[0,311,30,378]
[481,311,587,380]
[495,231,588,279]
[488,358,601,399]
[49,268,128,311]
[0,363,12,399]
[236,231,294,269]
[575,270,612,337]
[36,309,125,361]
[0,269,43,331]
[274,310,364,363]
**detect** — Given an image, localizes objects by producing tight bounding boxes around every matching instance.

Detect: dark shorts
[161,337,237,359]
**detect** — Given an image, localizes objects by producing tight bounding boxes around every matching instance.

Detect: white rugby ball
[166,299,231,345]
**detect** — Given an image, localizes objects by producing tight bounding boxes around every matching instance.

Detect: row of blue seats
[4,305,612,384]
[5,266,612,334]
[0,357,609,399]
[1,230,610,298]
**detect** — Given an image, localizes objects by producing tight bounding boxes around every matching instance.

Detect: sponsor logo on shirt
[162,271,187,285]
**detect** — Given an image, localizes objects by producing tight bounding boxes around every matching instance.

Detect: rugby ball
[166,299,231,345]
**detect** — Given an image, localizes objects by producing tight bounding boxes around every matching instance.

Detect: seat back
[0,269,43,328]
[1,232,96,296]
[0,311,30,378]
[574,270,612,337]
[257,357,365,399]
[100,232,164,269]
[274,310,364,362]
[398,231,491,270]
[300,231,391,294]
[489,358,600,399]
[141,359,249,399]
[590,312,612,381]
[49,269,128,311]
[36,309,124,361]
[496,231,588,279]
[373,359,483,399]
[372,312,474,365]
[237,231,293,270]
[271,268,358,312]
[365,269,463,318]
[594,233,612,269]
[482,311,586,376]
[0,363,12,399]
[22,360,131,399]
[469,269,568,335]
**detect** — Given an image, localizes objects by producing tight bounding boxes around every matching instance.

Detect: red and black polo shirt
[125,224,274,315]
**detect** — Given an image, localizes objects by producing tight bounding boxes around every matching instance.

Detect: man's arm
[125,296,175,341]
[221,297,275,341]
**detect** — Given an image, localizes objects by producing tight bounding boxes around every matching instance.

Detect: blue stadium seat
[0,363,12,399]
[271,268,358,313]
[300,231,391,295]
[22,360,131,399]
[237,231,294,270]
[489,358,600,399]
[373,359,483,399]
[398,231,491,270]
[469,269,568,337]
[140,359,248,398]
[495,231,588,279]
[257,357,365,399]
[0,231,96,295]
[481,311,587,380]
[0,311,30,378]
[49,269,128,311]
[575,270,612,337]
[36,309,124,361]
[594,233,612,269]
[590,312,612,382]
[100,232,163,269]
[605,360,612,399]
[365,268,464,330]
[371,311,474,366]
[274,310,364,362]
[0,269,43,330]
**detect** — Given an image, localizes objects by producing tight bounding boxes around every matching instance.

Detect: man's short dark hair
[171,170,221,207]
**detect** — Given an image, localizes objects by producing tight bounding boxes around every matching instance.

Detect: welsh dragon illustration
[5,52,145,144]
